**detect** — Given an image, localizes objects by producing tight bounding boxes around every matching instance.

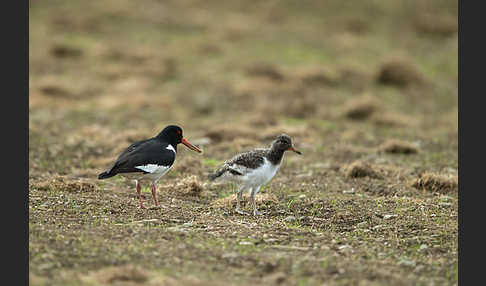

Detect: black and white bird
[98,125,202,209]
[208,134,301,216]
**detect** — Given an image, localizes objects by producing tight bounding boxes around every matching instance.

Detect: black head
[157,125,183,143]
[156,125,202,153]
[271,134,302,155]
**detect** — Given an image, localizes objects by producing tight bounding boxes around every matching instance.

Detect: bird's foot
[235,208,250,215]
[139,204,147,209]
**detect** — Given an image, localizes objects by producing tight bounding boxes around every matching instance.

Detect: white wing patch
[135,164,170,174]
[166,144,176,154]
[129,145,175,182]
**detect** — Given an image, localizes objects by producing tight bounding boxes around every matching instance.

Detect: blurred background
[29,0,457,176]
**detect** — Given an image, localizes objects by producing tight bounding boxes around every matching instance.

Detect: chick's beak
[288,146,302,155]
[181,138,202,153]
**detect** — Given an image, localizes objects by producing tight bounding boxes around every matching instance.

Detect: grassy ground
[29,0,458,285]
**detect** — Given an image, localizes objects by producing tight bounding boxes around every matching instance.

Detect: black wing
[107,138,176,175]
[228,149,266,169]
[210,149,266,179]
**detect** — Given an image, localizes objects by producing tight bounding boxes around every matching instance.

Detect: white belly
[244,158,280,187]
[142,165,172,182]
[122,164,172,182]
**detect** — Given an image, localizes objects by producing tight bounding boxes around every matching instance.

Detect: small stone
[284,216,296,222]
[338,245,353,254]
[439,202,452,207]
[440,195,453,201]
[239,241,253,245]
[343,188,355,194]
[419,244,428,251]
[296,171,313,178]
[357,221,368,228]
[414,265,425,272]
[263,271,287,285]
[222,252,238,259]
[398,258,416,267]
[384,214,398,220]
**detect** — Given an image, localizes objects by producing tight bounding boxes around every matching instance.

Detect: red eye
[177,130,181,135]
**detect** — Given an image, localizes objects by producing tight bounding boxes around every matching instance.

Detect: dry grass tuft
[29,273,48,286]
[345,17,370,35]
[215,137,261,154]
[262,272,288,285]
[256,89,319,119]
[371,112,418,127]
[411,172,458,193]
[376,58,426,87]
[162,175,204,197]
[259,125,309,141]
[39,85,73,98]
[30,176,99,193]
[232,77,283,97]
[50,44,83,58]
[342,95,380,120]
[281,95,318,118]
[414,14,457,37]
[343,161,381,179]
[338,64,371,90]
[82,265,149,285]
[378,139,419,154]
[247,113,279,127]
[71,266,230,286]
[204,126,257,143]
[97,93,172,111]
[245,63,286,81]
[293,66,340,86]
[175,157,204,175]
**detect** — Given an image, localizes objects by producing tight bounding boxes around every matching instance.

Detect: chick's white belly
[242,160,280,187]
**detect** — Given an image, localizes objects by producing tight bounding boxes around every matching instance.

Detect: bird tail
[98,170,115,179]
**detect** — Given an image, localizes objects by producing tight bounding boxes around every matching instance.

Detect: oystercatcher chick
[98,125,202,209]
[209,134,301,216]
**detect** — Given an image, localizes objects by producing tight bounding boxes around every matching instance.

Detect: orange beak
[181,138,202,153]
[288,146,302,155]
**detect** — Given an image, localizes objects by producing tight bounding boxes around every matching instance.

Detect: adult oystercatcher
[208,134,301,216]
[98,125,202,209]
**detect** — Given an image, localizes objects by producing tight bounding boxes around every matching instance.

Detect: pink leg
[136,180,146,209]
[151,182,160,207]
